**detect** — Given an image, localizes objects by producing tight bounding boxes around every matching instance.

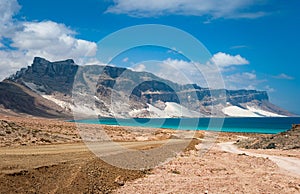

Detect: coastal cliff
[3,57,292,118]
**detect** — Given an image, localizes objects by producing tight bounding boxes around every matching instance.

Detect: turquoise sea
[73,117,300,134]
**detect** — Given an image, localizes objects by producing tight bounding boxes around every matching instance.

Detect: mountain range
[0,57,292,118]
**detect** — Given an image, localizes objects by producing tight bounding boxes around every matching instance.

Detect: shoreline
[71,116,300,135]
[1,114,299,193]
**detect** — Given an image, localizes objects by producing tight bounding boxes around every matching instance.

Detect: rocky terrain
[0,115,179,147]
[0,113,200,193]
[236,124,300,150]
[0,114,299,193]
[3,57,291,118]
[116,146,300,194]
[0,119,79,147]
[0,149,148,193]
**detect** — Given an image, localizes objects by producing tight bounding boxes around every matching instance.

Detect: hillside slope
[0,80,70,118]
[236,124,300,149]
[2,57,292,118]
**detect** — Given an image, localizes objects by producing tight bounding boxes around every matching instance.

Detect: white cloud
[131,59,200,85]
[265,85,275,93]
[0,50,31,80]
[11,21,97,60]
[0,1,98,80]
[157,59,202,85]
[122,57,129,62]
[230,45,248,50]
[273,73,294,80]
[131,58,225,89]
[107,0,267,19]
[167,47,183,55]
[129,56,269,92]
[0,0,20,37]
[130,52,251,89]
[211,52,249,68]
[132,64,146,72]
[226,72,256,83]
[224,71,266,90]
[77,58,102,66]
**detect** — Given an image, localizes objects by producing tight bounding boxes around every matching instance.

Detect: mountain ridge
[3,57,293,118]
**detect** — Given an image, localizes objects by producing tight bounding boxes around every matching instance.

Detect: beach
[0,114,300,193]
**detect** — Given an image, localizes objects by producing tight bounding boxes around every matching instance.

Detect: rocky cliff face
[4,57,292,118]
[9,57,78,95]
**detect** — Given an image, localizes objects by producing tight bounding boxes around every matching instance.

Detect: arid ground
[0,114,300,193]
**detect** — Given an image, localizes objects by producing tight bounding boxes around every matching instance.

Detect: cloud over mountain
[0,0,97,80]
[0,0,20,38]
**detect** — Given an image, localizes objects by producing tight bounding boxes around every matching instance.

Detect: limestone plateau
[1,57,292,118]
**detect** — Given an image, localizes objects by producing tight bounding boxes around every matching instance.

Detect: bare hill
[0,80,70,118]
[236,124,300,150]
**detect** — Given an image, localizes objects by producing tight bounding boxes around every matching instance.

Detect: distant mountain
[3,57,292,118]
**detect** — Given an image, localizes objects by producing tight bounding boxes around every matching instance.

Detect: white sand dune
[148,102,202,118]
[222,106,261,117]
[42,95,71,109]
[222,105,285,117]
[164,102,202,118]
[147,104,169,118]
[247,106,286,117]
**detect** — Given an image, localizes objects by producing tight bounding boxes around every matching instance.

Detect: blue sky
[0,0,299,114]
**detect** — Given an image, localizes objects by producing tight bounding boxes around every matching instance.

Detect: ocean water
[73,117,300,134]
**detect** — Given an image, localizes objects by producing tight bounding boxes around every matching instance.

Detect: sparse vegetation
[236,125,300,150]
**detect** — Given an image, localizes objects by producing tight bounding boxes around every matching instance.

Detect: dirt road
[0,139,191,173]
[116,143,300,194]
[219,142,300,177]
[0,139,195,193]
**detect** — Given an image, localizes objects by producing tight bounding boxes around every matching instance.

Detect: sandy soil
[116,146,300,194]
[0,115,182,147]
[0,152,147,193]
[1,115,300,193]
[0,114,200,193]
[220,142,300,177]
[0,139,199,193]
[235,148,300,159]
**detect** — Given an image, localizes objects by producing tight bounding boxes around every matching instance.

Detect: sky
[0,0,299,114]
